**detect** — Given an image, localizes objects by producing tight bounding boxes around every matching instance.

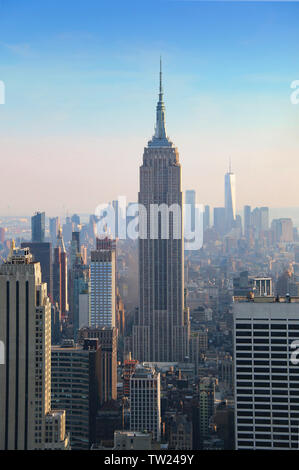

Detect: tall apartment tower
[224,163,236,233]
[133,60,189,362]
[90,237,116,328]
[130,365,161,442]
[31,211,45,243]
[0,246,69,450]
[234,295,299,450]
[53,226,68,316]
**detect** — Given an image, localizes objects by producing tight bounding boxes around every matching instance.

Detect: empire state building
[133,60,190,362]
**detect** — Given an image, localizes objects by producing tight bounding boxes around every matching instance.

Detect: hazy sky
[0,0,299,216]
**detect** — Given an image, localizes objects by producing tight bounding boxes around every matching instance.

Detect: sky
[0,0,299,216]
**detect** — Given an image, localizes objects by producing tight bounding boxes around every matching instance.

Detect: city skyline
[0,1,299,214]
[2,0,299,454]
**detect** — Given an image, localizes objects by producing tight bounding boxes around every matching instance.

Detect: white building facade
[130,365,161,442]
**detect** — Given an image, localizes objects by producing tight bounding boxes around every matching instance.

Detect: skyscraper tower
[53,226,68,316]
[90,237,116,328]
[0,246,69,450]
[133,60,189,362]
[31,211,45,243]
[224,161,236,233]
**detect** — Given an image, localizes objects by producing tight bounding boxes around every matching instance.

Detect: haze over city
[0,0,299,215]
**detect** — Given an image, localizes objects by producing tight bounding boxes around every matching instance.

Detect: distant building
[53,226,68,316]
[185,190,196,233]
[224,166,236,233]
[62,216,73,245]
[31,211,45,243]
[233,271,272,297]
[271,218,294,243]
[49,217,59,246]
[243,205,251,239]
[213,207,226,235]
[203,205,210,232]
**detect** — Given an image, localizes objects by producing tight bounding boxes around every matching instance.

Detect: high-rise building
[234,295,299,450]
[51,338,101,449]
[193,377,215,449]
[250,206,269,239]
[271,218,294,243]
[243,205,251,239]
[68,231,90,335]
[31,211,45,243]
[62,216,73,245]
[53,226,68,316]
[78,327,117,404]
[90,237,116,328]
[260,206,269,231]
[213,207,226,236]
[185,190,196,233]
[224,165,236,233]
[0,245,69,450]
[133,60,189,362]
[130,365,161,442]
[49,217,59,246]
[21,242,52,299]
[203,205,210,232]
[71,214,80,231]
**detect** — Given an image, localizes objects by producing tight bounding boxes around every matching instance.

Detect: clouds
[1,42,35,58]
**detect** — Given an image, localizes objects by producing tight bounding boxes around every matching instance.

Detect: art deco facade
[133,60,190,362]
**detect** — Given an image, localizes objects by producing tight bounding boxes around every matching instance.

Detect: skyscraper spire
[154,56,167,140]
[148,57,173,148]
[159,55,163,97]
